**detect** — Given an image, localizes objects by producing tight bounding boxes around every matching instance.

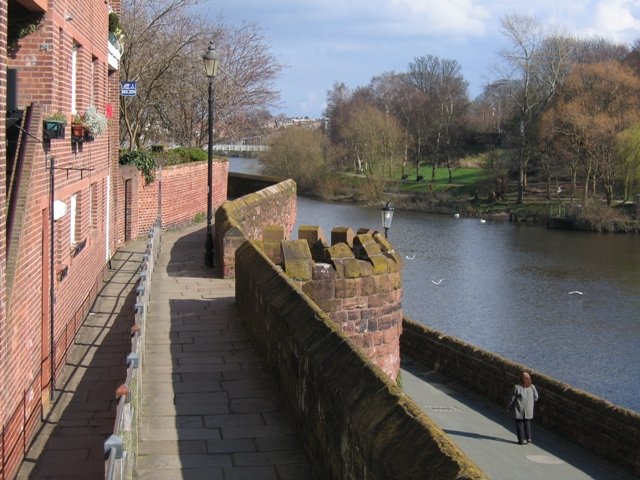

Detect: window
[90,183,98,229]
[70,193,77,244]
[71,44,79,114]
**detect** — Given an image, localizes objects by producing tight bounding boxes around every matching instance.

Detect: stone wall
[260,226,403,380]
[214,179,296,278]
[235,241,487,480]
[227,171,285,199]
[401,317,640,477]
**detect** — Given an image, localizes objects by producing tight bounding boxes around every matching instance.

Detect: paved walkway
[134,223,314,480]
[402,358,635,480]
[17,238,147,479]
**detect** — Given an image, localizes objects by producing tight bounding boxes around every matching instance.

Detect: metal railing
[104,219,162,479]
[210,143,269,152]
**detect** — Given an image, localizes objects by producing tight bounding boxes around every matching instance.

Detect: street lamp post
[203,42,220,267]
[381,201,395,238]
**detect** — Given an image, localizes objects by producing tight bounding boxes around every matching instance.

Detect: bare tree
[616,124,640,202]
[120,0,206,149]
[263,127,328,194]
[341,104,404,201]
[119,0,281,149]
[406,55,469,184]
[369,72,421,179]
[497,14,570,203]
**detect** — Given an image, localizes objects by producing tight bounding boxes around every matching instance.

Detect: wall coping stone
[331,226,355,247]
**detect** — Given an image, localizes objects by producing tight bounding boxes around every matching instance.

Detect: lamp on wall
[381,201,395,238]
[203,42,220,267]
[53,200,67,221]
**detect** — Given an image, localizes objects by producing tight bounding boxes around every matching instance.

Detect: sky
[206,0,640,118]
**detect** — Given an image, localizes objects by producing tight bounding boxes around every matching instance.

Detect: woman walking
[509,371,539,445]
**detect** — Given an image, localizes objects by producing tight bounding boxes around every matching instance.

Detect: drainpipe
[49,152,56,401]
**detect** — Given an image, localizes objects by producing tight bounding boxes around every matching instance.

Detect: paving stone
[138,439,208,455]
[138,427,221,442]
[221,424,294,440]
[222,466,278,480]
[229,397,280,414]
[203,413,264,428]
[135,468,225,480]
[136,453,232,470]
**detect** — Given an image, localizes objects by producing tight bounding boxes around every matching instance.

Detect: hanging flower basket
[71,124,85,143]
[80,106,108,136]
[43,119,66,140]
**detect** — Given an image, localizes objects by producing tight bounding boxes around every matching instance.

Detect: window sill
[70,238,87,258]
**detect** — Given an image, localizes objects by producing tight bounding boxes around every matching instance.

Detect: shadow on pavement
[17,248,143,479]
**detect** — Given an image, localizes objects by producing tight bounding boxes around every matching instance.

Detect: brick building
[1,1,122,478]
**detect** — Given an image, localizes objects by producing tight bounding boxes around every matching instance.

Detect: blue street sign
[121,81,137,97]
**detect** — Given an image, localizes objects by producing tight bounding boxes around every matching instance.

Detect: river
[229,157,640,413]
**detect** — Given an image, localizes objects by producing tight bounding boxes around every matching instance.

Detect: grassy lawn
[333,165,506,197]
[393,166,503,195]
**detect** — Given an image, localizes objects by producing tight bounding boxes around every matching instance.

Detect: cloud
[388,0,490,35]
[208,0,640,117]
[591,0,640,42]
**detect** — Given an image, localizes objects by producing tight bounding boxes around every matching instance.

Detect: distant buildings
[269,116,326,130]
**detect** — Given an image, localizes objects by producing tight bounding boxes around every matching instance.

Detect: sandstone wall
[214,179,296,278]
[260,226,403,380]
[227,172,285,199]
[235,241,487,480]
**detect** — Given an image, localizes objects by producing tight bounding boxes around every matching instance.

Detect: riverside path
[401,358,636,480]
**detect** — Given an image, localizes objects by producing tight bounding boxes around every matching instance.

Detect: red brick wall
[0,1,7,478]
[2,1,120,478]
[118,159,229,240]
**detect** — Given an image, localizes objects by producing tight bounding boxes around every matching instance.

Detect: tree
[368,72,421,179]
[497,15,570,203]
[324,83,378,173]
[541,61,640,205]
[340,104,404,201]
[406,55,469,184]
[616,124,640,202]
[119,0,281,149]
[263,127,328,194]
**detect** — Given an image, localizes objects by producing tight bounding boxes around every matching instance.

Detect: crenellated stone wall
[214,179,296,278]
[235,240,487,480]
[259,226,403,380]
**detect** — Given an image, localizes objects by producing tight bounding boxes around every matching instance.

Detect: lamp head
[203,42,220,78]
[381,201,394,232]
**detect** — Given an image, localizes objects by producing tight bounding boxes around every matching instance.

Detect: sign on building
[121,81,137,97]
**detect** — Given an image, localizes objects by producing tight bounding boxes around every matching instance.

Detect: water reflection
[229,157,640,412]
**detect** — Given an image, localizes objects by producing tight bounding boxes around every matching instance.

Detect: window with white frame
[71,44,79,114]
[90,182,98,229]
[70,193,77,244]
